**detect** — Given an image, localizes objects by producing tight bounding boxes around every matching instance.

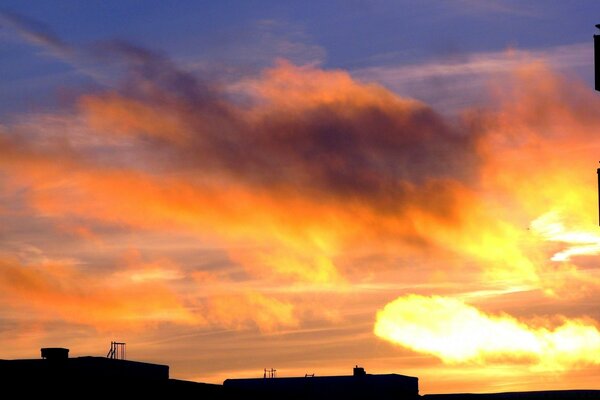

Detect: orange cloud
[3,49,600,388]
[3,59,600,295]
[3,60,599,295]
[204,292,299,332]
[0,256,198,329]
[477,63,600,221]
[80,93,190,143]
[0,253,307,334]
[0,60,487,286]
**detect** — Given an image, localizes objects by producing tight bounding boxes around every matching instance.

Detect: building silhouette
[224,365,419,399]
[1,346,600,399]
[423,391,600,399]
[0,346,222,399]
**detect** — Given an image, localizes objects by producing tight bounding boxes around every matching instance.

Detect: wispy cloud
[353,43,590,112]
[0,255,198,328]
[355,44,589,83]
[530,211,600,262]
[451,0,541,18]
[0,10,70,57]
[184,18,326,75]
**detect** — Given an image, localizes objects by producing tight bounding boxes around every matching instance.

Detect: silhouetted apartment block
[223,366,419,400]
[0,347,223,399]
[1,347,169,382]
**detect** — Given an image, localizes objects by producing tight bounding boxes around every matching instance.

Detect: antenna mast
[263,368,277,378]
[595,24,600,92]
[106,341,126,360]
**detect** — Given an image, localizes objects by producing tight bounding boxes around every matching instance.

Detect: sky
[1,0,600,394]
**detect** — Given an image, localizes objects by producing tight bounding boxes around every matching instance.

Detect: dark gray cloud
[84,48,480,213]
[1,11,481,224]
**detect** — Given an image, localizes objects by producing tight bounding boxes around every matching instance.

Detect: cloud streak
[0,10,69,56]
[353,43,591,112]
[354,43,590,85]
[0,256,197,328]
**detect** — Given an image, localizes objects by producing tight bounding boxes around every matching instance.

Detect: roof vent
[41,348,69,360]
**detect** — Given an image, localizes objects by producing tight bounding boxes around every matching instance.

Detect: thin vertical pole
[597,166,600,226]
[595,33,600,92]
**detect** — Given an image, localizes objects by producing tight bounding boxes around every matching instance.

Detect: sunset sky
[2,1,600,394]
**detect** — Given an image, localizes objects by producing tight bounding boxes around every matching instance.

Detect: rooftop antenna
[263,368,276,378]
[106,341,126,360]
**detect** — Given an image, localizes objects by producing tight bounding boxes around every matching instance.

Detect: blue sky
[2,1,599,116]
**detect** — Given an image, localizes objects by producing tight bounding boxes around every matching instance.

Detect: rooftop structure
[0,346,221,399]
[224,366,419,400]
[3,346,600,399]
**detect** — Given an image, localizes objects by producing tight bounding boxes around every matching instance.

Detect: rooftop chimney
[41,348,69,360]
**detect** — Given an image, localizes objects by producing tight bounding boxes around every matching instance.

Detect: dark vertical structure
[107,341,126,360]
[595,25,600,91]
[594,24,600,225]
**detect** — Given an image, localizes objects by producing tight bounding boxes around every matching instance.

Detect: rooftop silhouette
[1,346,599,399]
[224,365,419,400]
[0,345,222,399]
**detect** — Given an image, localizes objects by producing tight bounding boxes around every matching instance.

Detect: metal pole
[597,166,600,225]
[595,27,600,92]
